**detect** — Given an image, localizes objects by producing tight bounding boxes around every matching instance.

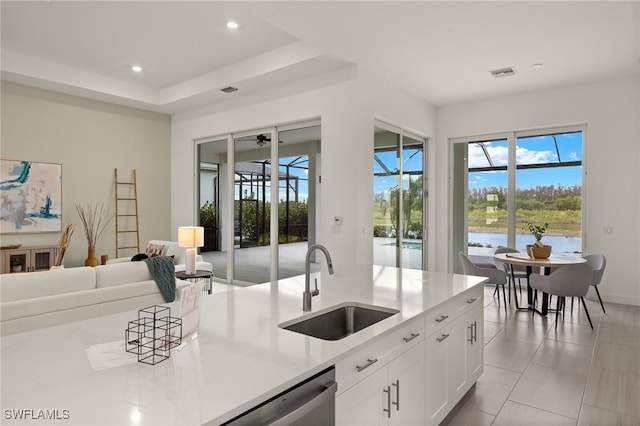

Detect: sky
[373,132,582,196]
[468,132,583,189]
[373,147,423,195]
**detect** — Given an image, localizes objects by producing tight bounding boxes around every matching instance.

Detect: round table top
[494,252,586,267]
[175,269,213,279]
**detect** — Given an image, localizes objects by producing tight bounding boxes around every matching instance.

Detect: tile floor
[443,284,640,426]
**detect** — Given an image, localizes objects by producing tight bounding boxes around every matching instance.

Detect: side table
[175,270,213,295]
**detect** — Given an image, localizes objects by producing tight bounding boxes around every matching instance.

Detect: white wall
[1,82,172,267]
[436,75,640,305]
[171,66,435,271]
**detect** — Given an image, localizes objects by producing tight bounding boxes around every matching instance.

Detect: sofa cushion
[95,261,158,288]
[0,267,96,303]
[1,288,103,321]
[100,279,168,301]
[100,279,190,303]
[1,305,104,336]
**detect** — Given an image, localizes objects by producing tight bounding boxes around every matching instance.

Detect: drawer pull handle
[356,358,378,372]
[436,333,450,343]
[467,298,478,304]
[403,332,420,343]
[435,315,449,323]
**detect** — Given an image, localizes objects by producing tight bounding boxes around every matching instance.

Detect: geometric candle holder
[125,305,182,365]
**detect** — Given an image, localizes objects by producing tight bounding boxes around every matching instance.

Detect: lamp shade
[178,226,204,248]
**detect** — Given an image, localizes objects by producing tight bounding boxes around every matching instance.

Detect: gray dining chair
[459,251,508,310]
[494,247,527,303]
[530,263,594,329]
[583,253,607,313]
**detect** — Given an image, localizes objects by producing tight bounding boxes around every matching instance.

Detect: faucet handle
[312,278,319,297]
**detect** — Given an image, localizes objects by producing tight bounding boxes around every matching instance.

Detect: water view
[469,232,582,253]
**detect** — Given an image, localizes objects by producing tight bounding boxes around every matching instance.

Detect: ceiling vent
[220,86,238,93]
[489,67,517,78]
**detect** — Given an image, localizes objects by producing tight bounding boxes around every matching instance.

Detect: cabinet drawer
[425,286,483,336]
[335,317,424,395]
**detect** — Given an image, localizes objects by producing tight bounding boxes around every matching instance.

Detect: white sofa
[0,261,192,336]
[107,239,213,273]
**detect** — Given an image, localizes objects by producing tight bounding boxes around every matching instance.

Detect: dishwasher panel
[220,366,337,426]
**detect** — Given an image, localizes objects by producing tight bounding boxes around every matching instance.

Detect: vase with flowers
[524,222,552,259]
[76,203,112,267]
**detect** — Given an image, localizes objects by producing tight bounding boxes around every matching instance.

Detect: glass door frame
[374,119,428,270]
[232,127,277,284]
[449,125,586,273]
[195,119,320,284]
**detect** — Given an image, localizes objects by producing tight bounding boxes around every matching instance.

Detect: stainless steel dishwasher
[220,366,337,426]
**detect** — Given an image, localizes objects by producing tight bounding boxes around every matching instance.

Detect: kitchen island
[1,265,486,425]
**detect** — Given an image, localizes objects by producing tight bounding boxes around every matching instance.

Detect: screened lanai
[234,158,306,249]
[197,124,319,285]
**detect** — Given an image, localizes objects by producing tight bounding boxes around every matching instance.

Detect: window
[452,126,584,272]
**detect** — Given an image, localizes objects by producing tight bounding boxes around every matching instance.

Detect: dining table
[493,252,587,315]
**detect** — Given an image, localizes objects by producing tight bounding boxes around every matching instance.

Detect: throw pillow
[131,253,149,262]
[145,243,164,258]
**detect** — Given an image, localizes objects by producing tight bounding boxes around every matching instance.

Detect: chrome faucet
[304,244,334,311]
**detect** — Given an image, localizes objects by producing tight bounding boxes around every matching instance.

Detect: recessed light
[131,65,143,73]
[532,63,544,69]
[226,21,238,29]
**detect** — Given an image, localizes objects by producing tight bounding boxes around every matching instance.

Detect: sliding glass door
[515,131,583,253]
[373,122,427,270]
[466,138,509,252]
[277,125,320,279]
[198,138,227,280]
[452,127,584,272]
[196,121,320,285]
[233,131,273,284]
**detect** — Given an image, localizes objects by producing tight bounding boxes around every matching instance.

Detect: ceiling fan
[255,134,271,147]
[235,134,284,147]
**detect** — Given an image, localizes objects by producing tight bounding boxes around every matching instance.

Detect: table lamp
[178,226,204,275]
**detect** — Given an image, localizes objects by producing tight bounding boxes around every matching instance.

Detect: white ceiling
[2,1,638,114]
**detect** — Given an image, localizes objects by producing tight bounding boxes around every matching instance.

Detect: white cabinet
[386,341,425,425]
[425,290,484,425]
[466,303,483,383]
[424,328,449,424]
[337,341,425,426]
[335,286,484,426]
[336,366,386,426]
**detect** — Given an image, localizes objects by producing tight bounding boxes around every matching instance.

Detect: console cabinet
[1,246,57,274]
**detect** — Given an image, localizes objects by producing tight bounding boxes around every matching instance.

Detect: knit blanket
[143,256,176,302]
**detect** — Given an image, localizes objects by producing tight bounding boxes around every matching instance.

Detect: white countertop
[1,265,485,425]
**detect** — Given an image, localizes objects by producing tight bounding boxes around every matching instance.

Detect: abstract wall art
[1,159,62,234]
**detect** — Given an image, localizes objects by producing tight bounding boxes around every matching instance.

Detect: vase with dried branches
[76,203,112,267]
[53,223,74,268]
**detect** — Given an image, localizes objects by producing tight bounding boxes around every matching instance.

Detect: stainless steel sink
[279,303,399,341]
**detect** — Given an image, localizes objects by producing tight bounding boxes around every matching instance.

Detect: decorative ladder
[114,169,140,258]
